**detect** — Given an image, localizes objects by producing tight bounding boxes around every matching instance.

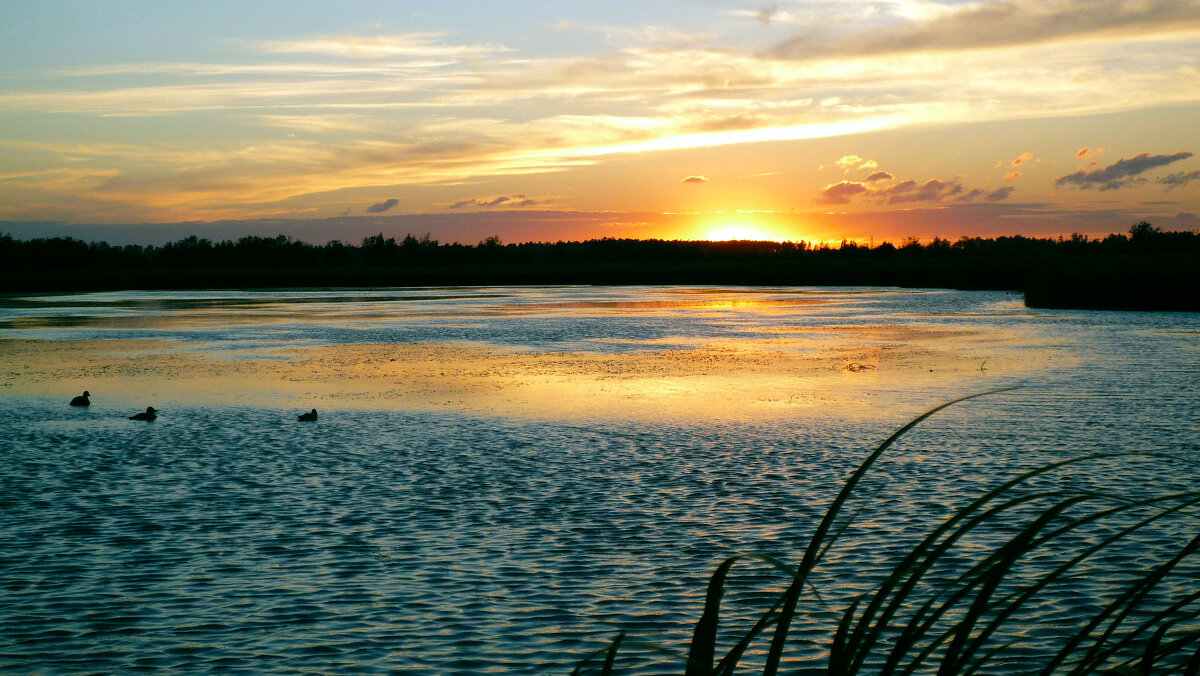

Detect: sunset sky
[2,0,1198,245]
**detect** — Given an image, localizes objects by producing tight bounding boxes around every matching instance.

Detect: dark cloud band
[1055,151,1194,191]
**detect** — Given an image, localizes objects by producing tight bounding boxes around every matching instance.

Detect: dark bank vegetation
[573,390,1200,675]
[1,222,1197,310]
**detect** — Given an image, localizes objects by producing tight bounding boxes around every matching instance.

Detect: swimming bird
[69,391,91,406]
[298,409,318,422]
[129,406,158,421]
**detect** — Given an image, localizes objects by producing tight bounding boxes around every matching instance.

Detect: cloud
[251,32,510,60]
[865,171,893,182]
[816,172,1018,206]
[835,155,864,169]
[986,186,1016,201]
[816,181,871,204]
[1011,152,1033,167]
[887,178,954,204]
[1158,170,1200,191]
[681,175,709,183]
[770,0,1200,59]
[1004,171,1022,181]
[366,198,400,213]
[829,155,882,173]
[756,5,779,26]
[1055,151,1195,190]
[1076,146,1107,159]
[448,194,543,210]
[882,180,918,196]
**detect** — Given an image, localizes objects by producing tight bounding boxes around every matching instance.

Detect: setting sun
[705,224,775,241]
[698,212,796,242]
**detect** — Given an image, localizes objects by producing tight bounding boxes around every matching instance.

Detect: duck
[298,409,318,422]
[69,391,91,407]
[129,406,158,421]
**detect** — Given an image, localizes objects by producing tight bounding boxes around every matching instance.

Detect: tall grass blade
[867,464,1182,674]
[686,557,739,676]
[761,386,1021,676]
[880,494,1085,675]
[1045,532,1200,675]
[937,496,1089,675]
[685,553,797,675]
[1138,613,1196,675]
[1185,636,1200,676]
[600,632,624,676]
[1072,535,1200,675]
[959,493,1200,675]
[830,598,861,673]
[853,484,1108,674]
[1077,589,1200,673]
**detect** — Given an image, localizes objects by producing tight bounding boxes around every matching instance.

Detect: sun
[705,224,775,242]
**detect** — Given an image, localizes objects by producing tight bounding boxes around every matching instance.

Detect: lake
[1,286,1197,673]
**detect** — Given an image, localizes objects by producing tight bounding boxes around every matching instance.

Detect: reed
[574,389,1200,674]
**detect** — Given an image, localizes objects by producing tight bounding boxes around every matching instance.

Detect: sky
[1,0,1199,245]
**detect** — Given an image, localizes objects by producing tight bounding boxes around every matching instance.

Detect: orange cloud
[1011,152,1033,167]
[1005,171,1022,180]
[816,180,872,204]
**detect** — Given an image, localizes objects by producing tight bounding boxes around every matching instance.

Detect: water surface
[1,287,1197,673]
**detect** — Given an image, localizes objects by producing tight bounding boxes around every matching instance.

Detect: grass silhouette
[574,389,1200,674]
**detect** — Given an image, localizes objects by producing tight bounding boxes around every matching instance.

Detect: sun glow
[699,213,795,242]
[706,224,775,241]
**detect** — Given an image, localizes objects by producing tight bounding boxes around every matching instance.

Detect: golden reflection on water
[1,326,1064,424]
[0,288,1068,422]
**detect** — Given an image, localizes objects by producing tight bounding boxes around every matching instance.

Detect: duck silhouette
[298,409,318,422]
[69,391,91,407]
[129,406,158,421]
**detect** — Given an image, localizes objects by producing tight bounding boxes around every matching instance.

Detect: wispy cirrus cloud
[250,32,510,60]
[1055,151,1194,190]
[770,0,1200,58]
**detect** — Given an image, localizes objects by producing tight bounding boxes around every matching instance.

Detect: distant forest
[2,222,1198,310]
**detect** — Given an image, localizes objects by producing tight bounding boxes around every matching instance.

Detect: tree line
[1,222,1196,310]
[2,222,1196,271]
